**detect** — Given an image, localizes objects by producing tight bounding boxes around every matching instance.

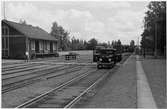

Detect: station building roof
[2,19,57,41]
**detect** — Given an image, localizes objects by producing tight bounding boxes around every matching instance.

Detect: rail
[64,71,110,108]
[15,70,94,108]
[2,65,81,93]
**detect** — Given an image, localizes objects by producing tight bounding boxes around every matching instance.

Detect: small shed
[2,19,58,59]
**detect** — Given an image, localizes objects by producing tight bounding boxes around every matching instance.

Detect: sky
[2,1,149,45]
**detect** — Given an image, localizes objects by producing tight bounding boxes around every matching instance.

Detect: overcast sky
[3,1,149,45]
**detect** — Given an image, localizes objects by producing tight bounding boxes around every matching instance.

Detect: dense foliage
[141,1,166,55]
[50,21,135,52]
[50,22,71,50]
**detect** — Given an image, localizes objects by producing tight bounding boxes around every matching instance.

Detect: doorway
[35,40,39,53]
[2,26,9,58]
[50,42,53,53]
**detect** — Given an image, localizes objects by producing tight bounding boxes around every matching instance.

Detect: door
[50,42,53,53]
[35,40,39,53]
[2,26,9,58]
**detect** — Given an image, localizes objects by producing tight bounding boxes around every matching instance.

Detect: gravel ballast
[2,66,95,108]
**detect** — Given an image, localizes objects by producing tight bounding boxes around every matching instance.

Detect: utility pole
[3,1,6,20]
[137,36,139,55]
[143,36,145,58]
[138,37,139,48]
[154,19,158,58]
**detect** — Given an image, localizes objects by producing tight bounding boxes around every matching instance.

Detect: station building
[2,19,58,59]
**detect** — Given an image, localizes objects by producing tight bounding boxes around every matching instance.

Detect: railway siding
[2,64,51,76]
[17,69,106,108]
[2,65,95,108]
[2,62,40,69]
[2,65,80,90]
[2,64,63,79]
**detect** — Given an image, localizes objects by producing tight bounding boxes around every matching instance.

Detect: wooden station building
[2,19,58,59]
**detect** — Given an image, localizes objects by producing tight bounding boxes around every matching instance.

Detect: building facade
[2,20,58,59]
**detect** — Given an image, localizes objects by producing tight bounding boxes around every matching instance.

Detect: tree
[141,1,166,55]
[129,40,135,52]
[111,40,122,52]
[19,19,26,24]
[50,21,69,50]
[87,38,98,50]
[130,40,135,47]
[98,42,108,48]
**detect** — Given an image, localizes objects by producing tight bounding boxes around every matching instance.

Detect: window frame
[31,40,35,50]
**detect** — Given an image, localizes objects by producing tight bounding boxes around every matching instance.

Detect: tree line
[50,21,135,52]
[141,1,166,56]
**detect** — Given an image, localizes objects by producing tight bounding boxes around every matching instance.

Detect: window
[5,38,8,48]
[47,42,50,50]
[2,26,9,35]
[39,41,43,50]
[2,26,9,49]
[53,42,57,50]
[2,38,5,49]
[44,41,47,50]
[31,40,35,50]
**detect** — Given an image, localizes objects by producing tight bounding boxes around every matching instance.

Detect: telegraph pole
[143,36,146,58]
[3,1,6,19]
[138,37,139,48]
[154,19,158,58]
[137,36,139,55]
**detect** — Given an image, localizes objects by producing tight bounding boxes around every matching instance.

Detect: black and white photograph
[1,0,166,108]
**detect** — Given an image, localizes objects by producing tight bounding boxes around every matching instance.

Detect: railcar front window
[99,50,114,55]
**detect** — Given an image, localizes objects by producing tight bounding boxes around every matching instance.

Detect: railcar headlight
[108,58,111,61]
[99,58,102,61]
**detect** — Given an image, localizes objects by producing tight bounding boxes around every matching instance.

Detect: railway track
[2,66,65,81]
[2,62,39,69]
[2,64,52,76]
[15,69,110,108]
[2,62,24,66]
[2,65,84,93]
[2,64,80,86]
[2,54,130,94]
[2,63,45,72]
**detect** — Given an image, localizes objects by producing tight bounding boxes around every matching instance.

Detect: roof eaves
[3,20,58,41]
[3,20,28,38]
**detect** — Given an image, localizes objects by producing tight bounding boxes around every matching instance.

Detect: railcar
[115,52,122,62]
[93,46,105,62]
[96,48,117,69]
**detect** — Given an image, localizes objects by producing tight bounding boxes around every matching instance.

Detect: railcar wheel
[107,64,113,69]
[97,64,102,69]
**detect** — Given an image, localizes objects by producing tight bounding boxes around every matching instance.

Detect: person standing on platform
[25,51,29,62]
